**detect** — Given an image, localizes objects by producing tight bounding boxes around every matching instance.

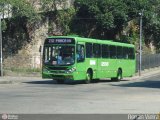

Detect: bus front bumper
[42,72,74,80]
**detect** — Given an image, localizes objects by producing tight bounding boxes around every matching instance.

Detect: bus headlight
[43,68,50,73]
[66,67,76,73]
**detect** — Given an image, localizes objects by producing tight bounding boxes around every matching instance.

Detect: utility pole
[0,14,3,76]
[139,11,143,76]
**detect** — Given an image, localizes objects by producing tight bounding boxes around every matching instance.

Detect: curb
[0,80,13,84]
[129,67,160,80]
[0,76,41,84]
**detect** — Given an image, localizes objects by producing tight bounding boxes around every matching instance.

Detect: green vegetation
[1,0,160,51]
[40,0,76,35]
[73,0,160,51]
[0,0,40,24]
[72,0,128,39]
[1,19,7,31]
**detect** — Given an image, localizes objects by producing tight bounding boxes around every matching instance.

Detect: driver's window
[76,44,85,62]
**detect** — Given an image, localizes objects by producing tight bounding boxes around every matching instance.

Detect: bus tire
[115,69,122,82]
[92,79,99,83]
[111,78,116,81]
[56,79,64,84]
[85,70,92,84]
[111,69,122,82]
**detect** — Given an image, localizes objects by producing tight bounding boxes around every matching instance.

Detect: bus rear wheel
[116,69,122,81]
[111,69,122,82]
[85,70,92,84]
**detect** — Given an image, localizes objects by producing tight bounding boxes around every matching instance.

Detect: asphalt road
[0,74,160,114]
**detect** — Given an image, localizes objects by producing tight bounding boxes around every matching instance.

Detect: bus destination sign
[45,38,75,44]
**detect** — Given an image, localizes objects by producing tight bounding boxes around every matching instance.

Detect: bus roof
[47,36,134,47]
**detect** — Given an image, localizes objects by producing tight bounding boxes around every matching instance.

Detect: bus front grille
[48,67,68,70]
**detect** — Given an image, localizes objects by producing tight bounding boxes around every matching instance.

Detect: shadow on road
[112,80,160,89]
[23,80,86,85]
[23,80,83,85]
[23,79,130,85]
[99,79,130,82]
[23,80,56,84]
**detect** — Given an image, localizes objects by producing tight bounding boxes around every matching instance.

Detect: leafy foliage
[41,0,76,35]
[56,7,76,34]
[73,0,128,39]
[41,0,67,12]
[1,20,7,31]
[73,0,160,50]
[1,0,160,51]
[0,0,40,24]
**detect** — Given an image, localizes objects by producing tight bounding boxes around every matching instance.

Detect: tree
[41,0,75,35]
[73,0,128,39]
[73,0,160,51]
[41,0,68,12]
[0,0,40,23]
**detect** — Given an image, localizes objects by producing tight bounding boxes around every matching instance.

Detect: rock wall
[3,0,74,70]
[3,18,49,69]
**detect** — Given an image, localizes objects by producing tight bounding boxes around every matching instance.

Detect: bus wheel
[56,79,64,84]
[85,70,92,84]
[111,69,122,82]
[92,79,99,83]
[116,69,122,82]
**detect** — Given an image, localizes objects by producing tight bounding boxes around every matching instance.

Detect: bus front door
[75,43,86,80]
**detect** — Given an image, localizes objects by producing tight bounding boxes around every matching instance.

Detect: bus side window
[117,46,123,59]
[110,45,116,59]
[93,44,101,58]
[86,43,93,58]
[77,44,85,62]
[123,47,129,59]
[102,45,109,58]
[128,48,135,59]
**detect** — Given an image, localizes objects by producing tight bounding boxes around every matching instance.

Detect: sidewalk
[0,76,42,84]
[129,67,160,80]
[0,67,160,84]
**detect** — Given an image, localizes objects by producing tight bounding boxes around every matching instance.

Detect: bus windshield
[43,45,75,65]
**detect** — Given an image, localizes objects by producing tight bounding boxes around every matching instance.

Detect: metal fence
[136,53,160,72]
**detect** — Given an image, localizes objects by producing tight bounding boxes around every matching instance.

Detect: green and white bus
[42,36,136,83]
